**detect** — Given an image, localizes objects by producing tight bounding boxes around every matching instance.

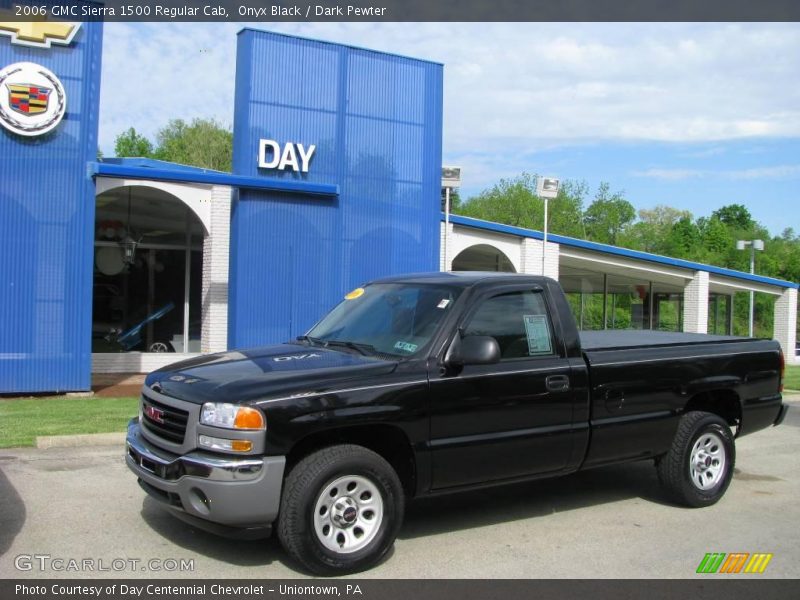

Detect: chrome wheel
[689,432,726,490]
[313,474,384,554]
[149,341,171,353]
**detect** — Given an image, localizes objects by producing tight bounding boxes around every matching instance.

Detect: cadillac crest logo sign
[0,62,66,136]
[8,83,51,115]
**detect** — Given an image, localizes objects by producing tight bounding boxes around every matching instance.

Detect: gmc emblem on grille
[144,404,165,424]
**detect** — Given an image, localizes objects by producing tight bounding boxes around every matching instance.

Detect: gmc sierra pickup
[126,272,788,574]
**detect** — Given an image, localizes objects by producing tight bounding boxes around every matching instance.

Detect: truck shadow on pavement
[139,497,285,568]
[0,463,26,558]
[401,459,669,540]
[139,458,669,568]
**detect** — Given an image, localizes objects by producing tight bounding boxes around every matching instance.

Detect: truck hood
[145,343,399,404]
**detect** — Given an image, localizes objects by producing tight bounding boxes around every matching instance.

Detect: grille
[141,395,188,445]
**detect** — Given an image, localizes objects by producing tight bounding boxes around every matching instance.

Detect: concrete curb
[36,431,126,449]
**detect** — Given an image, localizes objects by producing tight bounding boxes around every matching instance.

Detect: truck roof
[368,271,553,288]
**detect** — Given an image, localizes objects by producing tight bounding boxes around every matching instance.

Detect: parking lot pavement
[1,402,798,580]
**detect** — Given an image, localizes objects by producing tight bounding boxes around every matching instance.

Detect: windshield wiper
[297,336,377,356]
[296,335,326,347]
[324,340,377,356]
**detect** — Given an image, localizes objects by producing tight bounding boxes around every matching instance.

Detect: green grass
[0,396,138,448]
[785,365,800,392]
[0,366,796,448]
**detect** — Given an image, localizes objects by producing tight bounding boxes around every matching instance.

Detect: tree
[698,216,733,256]
[456,173,587,238]
[548,179,588,239]
[664,216,701,258]
[458,172,541,229]
[112,119,233,171]
[622,205,693,254]
[446,189,462,211]
[583,183,635,245]
[711,204,753,230]
[114,127,154,158]
[154,118,233,172]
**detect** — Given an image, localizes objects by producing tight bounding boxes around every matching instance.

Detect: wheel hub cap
[313,474,384,554]
[332,498,358,527]
[689,432,727,491]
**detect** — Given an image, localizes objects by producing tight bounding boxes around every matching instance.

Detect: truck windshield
[304,283,462,358]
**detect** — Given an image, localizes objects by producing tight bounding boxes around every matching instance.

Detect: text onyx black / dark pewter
[125,272,788,575]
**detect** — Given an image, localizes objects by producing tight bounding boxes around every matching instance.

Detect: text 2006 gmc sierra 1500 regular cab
[126,272,788,574]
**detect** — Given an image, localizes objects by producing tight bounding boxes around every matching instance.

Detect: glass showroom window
[92,186,204,353]
[607,275,651,330]
[708,293,733,335]
[560,267,605,331]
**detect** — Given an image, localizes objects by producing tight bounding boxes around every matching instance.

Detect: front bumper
[126,418,285,536]
[774,403,789,426]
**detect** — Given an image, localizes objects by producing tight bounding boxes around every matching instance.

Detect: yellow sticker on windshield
[345,287,365,300]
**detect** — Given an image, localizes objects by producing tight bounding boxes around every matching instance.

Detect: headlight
[200,403,265,430]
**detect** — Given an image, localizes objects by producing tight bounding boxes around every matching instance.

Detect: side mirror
[446,335,501,367]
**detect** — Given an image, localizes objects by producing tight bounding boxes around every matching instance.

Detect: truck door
[429,286,577,489]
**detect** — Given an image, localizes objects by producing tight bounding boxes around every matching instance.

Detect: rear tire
[277,444,404,575]
[148,341,173,353]
[656,411,735,507]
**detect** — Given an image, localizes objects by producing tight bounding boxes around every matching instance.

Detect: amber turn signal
[231,439,253,452]
[233,406,265,430]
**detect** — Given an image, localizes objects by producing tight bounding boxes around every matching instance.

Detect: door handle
[546,375,570,392]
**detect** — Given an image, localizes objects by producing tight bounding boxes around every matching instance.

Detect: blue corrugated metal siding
[230,30,443,347]
[88,161,339,196]
[0,20,103,392]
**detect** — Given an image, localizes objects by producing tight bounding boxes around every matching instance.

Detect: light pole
[536,176,560,276]
[441,167,461,271]
[736,239,764,337]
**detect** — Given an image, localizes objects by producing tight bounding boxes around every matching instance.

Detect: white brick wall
[519,238,559,279]
[92,353,201,373]
[683,271,709,334]
[201,185,232,353]
[440,221,454,271]
[774,287,798,365]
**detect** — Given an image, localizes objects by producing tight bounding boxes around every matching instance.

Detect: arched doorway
[92,185,207,354]
[452,244,517,272]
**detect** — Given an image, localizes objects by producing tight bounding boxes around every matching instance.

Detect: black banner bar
[1,0,800,22]
[3,580,800,600]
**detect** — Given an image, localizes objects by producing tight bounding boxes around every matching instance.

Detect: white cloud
[633,168,706,181]
[99,22,800,191]
[99,22,240,152]
[634,165,800,181]
[728,165,800,180]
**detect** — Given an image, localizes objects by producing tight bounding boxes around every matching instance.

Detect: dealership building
[0,16,797,394]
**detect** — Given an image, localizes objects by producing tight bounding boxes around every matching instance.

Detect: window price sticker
[523,314,552,355]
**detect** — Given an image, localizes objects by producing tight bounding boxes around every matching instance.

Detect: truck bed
[575,329,781,469]
[579,330,748,350]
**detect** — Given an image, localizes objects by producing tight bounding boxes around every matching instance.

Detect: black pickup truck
[126,272,788,574]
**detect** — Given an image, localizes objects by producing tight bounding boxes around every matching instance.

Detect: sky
[98,22,800,236]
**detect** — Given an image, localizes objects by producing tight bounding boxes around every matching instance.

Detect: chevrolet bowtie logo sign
[0,20,80,49]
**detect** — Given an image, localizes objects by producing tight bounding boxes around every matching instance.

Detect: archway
[452,244,517,272]
[92,185,206,354]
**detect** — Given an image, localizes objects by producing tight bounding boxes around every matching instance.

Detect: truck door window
[464,290,555,359]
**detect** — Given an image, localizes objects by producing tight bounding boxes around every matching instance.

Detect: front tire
[656,411,735,507]
[277,444,404,575]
